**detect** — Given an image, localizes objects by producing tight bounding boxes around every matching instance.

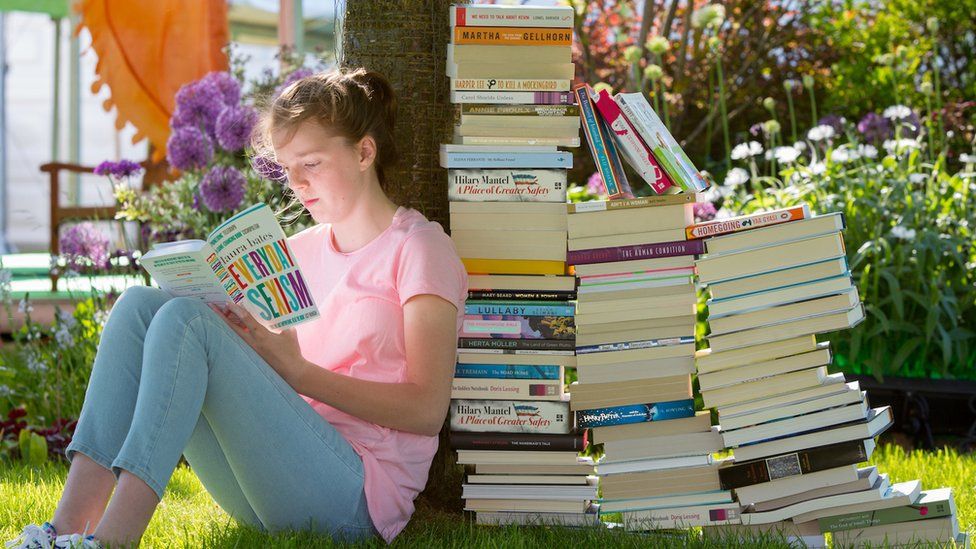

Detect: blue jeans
[65,286,376,542]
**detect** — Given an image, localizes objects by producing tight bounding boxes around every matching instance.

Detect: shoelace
[5,524,53,549]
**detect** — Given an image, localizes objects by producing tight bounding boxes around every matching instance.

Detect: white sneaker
[53,535,102,549]
[5,523,55,549]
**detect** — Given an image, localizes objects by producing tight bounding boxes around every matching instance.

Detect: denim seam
[199,312,366,482]
[111,457,166,500]
[64,442,115,472]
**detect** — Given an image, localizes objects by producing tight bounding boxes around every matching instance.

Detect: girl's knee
[112,286,172,319]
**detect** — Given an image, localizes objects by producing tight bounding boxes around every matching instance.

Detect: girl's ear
[357,135,377,172]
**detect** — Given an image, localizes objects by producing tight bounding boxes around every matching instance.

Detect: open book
[140,203,319,330]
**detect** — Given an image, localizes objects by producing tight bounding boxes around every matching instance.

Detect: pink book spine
[591,89,673,194]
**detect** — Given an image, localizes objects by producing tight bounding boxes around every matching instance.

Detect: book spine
[448,169,566,202]
[614,96,689,192]
[461,104,580,116]
[597,115,635,197]
[450,90,576,105]
[468,290,577,301]
[590,88,672,194]
[451,6,575,28]
[576,336,695,354]
[718,439,870,489]
[456,135,581,147]
[817,499,955,532]
[465,303,576,316]
[461,258,567,276]
[459,338,576,352]
[450,432,586,452]
[452,26,573,46]
[687,206,810,240]
[451,78,571,92]
[450,399,573,434]
[567,194,695,213]
[461,315,575,339]
[623,506,741,529]
[454,363,562,380]
[577,399,695,428]
[567,239,705,266]
[574,84,624,198]
[452,378,564,400]
[442,152,573,169]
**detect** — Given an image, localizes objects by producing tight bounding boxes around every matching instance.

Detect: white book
[707,275,855,318]
[599,490,733,513]
[462,483,597,501]
[720,386,864,431]
[733,465,861,506]
[623,504,743,530]
[790,479,922,524]
[718,374,851,419]
[722,401,869,448]
[697,344,832,392]
[595,454,714,476]
[740,475,891,525]
[475,510,601,527]
[831,515,960,546]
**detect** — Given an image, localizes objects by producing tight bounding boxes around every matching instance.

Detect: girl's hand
[209,302,310,389]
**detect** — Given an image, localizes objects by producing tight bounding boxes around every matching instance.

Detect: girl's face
[272,121,372,224]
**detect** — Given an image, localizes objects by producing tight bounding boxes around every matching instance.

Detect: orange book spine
[463,258,567,276]
[685,205,810,240]
[453,26,572,46]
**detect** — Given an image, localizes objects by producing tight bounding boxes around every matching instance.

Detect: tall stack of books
[565,88,740,532]
[687,207,901,545]
[444,3,597,527]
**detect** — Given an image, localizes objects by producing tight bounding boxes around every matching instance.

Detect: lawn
[1,444,972,548]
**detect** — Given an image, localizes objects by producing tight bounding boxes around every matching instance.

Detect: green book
[818,488,955,532]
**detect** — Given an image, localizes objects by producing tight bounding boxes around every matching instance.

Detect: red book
[591,88,673,194]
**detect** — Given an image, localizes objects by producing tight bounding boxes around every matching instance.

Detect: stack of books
[689,207,896,545]
[445,3,597,527]
[565,87,740,531]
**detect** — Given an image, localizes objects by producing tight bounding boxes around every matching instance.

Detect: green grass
[1,444,972,548]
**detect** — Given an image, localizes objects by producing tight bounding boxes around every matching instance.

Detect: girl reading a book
[7,68,467,548]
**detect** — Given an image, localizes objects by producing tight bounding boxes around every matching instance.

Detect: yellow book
[462,258,567,276]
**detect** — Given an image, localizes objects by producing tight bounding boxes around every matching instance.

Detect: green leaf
[938,325,953,369]
[889,337,922,376]
[18,430,47,467]
[878,269,904,319]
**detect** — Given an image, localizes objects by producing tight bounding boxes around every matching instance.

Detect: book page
[139,240,230,303]
[207,203,320,330]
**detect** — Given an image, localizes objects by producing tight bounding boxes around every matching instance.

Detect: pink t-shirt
[287,206,467,543]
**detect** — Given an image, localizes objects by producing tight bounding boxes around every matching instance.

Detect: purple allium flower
[693,201,717,222]
[192,191,202,211]
[166,126,213,171]
[274,68,315,98]
[201,71,241,106]
[749,123,764,137]
[817,114,846,135]
[94,159,143,179]
[60,222,111,271]
[172,80,224,135]
[252,155,287,183]
[586,172,606,195]
[857,112,893,142]
[199,166,246,213]
[215,105,258,152]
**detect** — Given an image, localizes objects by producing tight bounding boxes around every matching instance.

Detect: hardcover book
[450,399,573,434]
[575,83,628,198]
[139,202,318,330]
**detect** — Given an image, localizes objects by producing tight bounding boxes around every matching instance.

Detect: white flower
[807,125,836,142]
[908,173,927,184]
[960,153,976,164]
[713,208,734,221]
[792,141,808,152]
[731,141,763,160]
[808,161,827,175]
[858,144,879,159]
[883,139,921,154]
[18,298,33,314]
[773,146,801,164]
[830,148,853,163]
[691,4,725,29]
[94,309,110,327]
[883,105,913,120]
[55,325,74,347]
[890,225,917,240]
[723,167,750,186]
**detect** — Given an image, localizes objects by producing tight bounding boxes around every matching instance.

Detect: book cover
[440,151,573,169]
[468,290,577,301]
[459,338,576,353]
[454,363,562,380]
[718,439,872,489]
[139,203,318,330]
[817,488,955,532]
[465,302,576,316]
[687,206,811,240]
[452,26,573,46]
[450,90,576,105]
[614,92,709,192]
[448,169,567,202]
[575,84,627,198]
[567,239,705,266]
[450,5,575,28]
[590,88,673,194]
[450,431,587,452]
[450,78,571,92]
[622,504,742,530]
[577,399,695,428]
[450,399,573,434]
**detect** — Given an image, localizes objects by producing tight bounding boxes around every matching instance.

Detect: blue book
[453,363,562,380]
[440,151,573,168]
[577,399,695,428]
[465,302,576,317]
[575,84,629,198]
